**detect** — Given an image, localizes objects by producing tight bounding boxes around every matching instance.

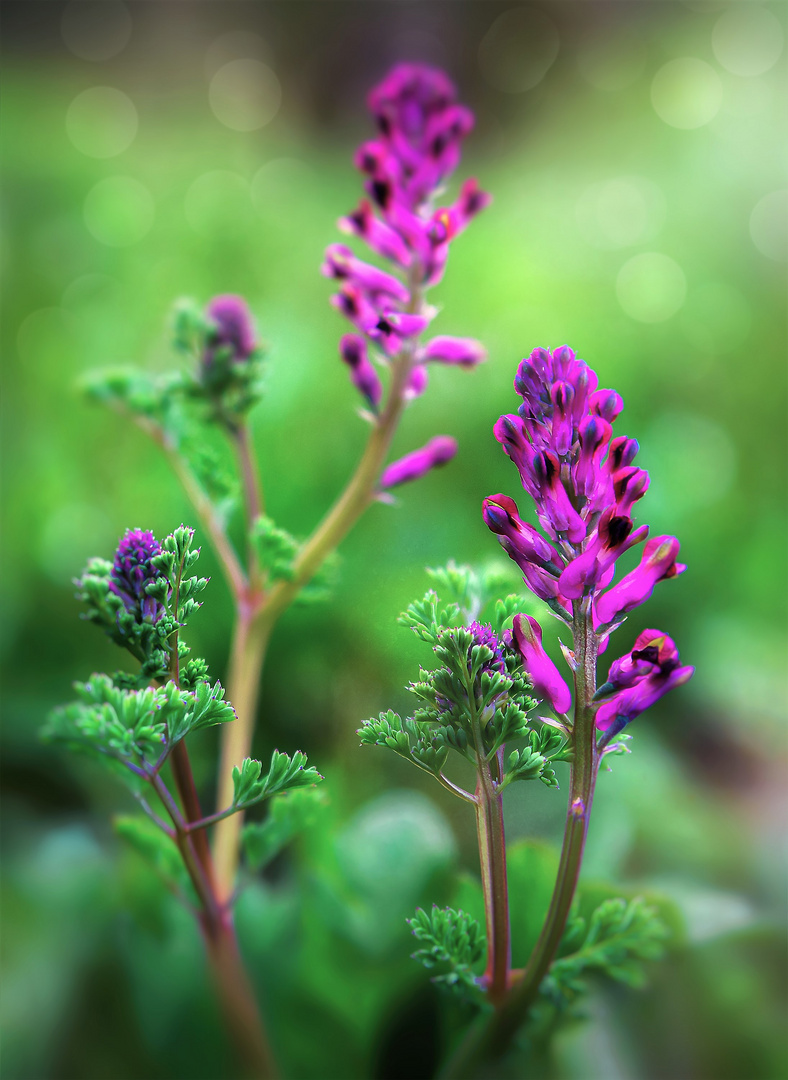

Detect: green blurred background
[2,2,786,1078]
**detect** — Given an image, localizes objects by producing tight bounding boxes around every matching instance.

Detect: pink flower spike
[512,615,572,716]
[422,336,487,367]
[379,436,457,489]
[339,334,382,410]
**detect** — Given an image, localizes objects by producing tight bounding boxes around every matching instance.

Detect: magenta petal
[422,336,487,367]
[512,614,572,715]
[380,435,457,488]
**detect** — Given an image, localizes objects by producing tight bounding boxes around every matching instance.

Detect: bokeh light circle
[681,281,752,355]
[616,252,686,322]
[712,6,784,78]
[83,176,154,246]
[61,0,131,62]
[643,412,737,517]
[651,58,723,129]
[204,31,274,77]
[749,189,788,263]
[576,30,646,91]
[208,59,282,131]
[478,7,559,93]
[66,87,138,158]
[251,158,313,218]
[576,176,666,250]
[184,170,251,237]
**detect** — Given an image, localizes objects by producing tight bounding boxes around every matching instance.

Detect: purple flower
[380,436,457,489]
[205,295,257,362]
[595,536,686,628]
[421,336,487,367]
[486,345,692,730]
[327,63,489,417]
[339,335,382,411]
[595,629,694,733]
[109,529,165,624]
[512,615,572,716]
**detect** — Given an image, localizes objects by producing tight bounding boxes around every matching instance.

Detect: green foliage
[362,567,572,799]
[251,515,299,582]
[242,787,327,870]
[543,897,670,1007]
[114,814,193,900]
[408,906,486,996]
[44,675,236,773]
[231,750,323,810]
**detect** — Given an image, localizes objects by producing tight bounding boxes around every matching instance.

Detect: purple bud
[206,295,257,361]
[422,336,487,367]
[109,528,165,624]
[380,435,457,489]
[339,334,382,410]
[406,364,429,399]
[512,614,572,715]
[482,494,563,571]
[595,660,694,732]
[322,244,409,302]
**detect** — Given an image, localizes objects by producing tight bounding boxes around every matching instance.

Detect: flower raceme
[109,528,165,624]
[324,63,490,490]
[484,346,693,735]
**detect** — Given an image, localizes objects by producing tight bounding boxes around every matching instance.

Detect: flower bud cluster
[485,346,693,734]
[109,528,165,624]
[325,64,490,489]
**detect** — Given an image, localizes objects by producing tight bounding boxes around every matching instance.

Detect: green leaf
[114,814,193,899]
[241,787,327,870]
[544,897,670,1007]
[408,906,486,997]
[232,750,323,810]
[250,516,299,582]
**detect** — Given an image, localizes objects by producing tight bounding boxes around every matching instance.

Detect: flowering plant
[362,344,692,1075]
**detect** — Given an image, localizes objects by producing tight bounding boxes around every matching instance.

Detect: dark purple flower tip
[512,614,572,715]
[595,653,694,732]
[205,295,257,361]
[339,334,383,409]
[380,435,458,489]
[109,528,165,623]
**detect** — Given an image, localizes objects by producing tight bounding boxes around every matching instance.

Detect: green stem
[212,273,425,896]
[474,745,510,1005]
[439,598,600,1079]
[213,610,272,900]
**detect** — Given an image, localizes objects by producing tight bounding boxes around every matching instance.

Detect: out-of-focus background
[2,2,786,1078]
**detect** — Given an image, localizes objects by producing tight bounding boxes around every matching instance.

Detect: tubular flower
[485,345,692,730]
[380,436,457,489]
[325,63,489,480]
[595,629,694,734]
[512,615,572,716]
[109,529,165,624]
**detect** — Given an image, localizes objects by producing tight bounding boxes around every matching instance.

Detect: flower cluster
[325,63,490,488]
[484,346,693,735]
[109,528,165,624]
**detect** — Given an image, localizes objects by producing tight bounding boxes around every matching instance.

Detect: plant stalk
[439,598,600,1079]
[474,745,510,1005]
[213,608,272,899]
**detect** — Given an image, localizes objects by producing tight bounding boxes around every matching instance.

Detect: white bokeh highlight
[479,7,559,93]
[61,0,131,62]
[66,87,137,158]
[712,6,784,78]
[576,176,666,250]
[651,58,723,129]
[209,59,282,131]
[749,189,788,263]
[616,253,686,323]
[83,176,154,246]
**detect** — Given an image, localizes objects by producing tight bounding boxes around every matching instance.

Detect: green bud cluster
[358,564,571,791]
